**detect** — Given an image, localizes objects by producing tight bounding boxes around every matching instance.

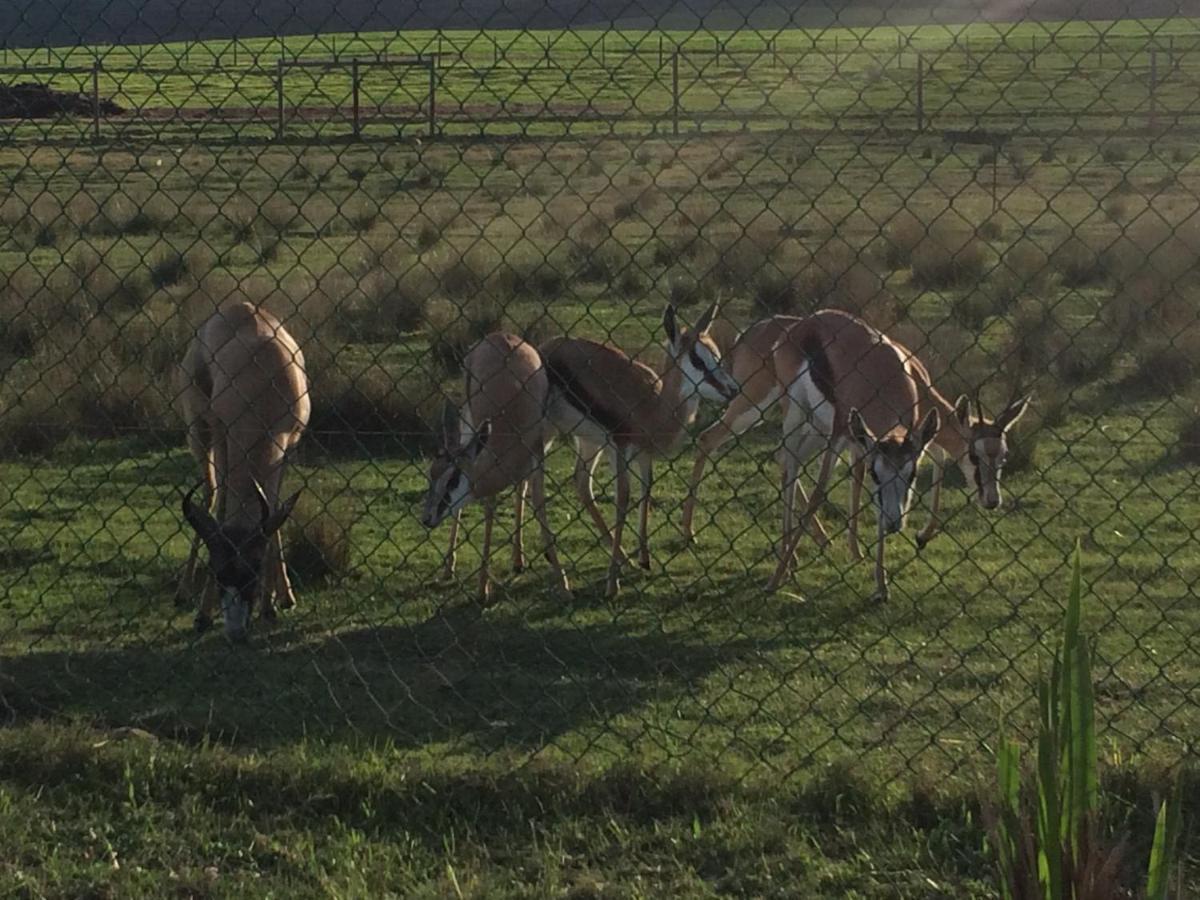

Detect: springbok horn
[181,480,219,539]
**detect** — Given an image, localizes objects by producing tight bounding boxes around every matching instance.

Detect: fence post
[428,59,436,138]
[351,57,360,139]
[672,51,680,136]
[897,33,902,68]
[659,35,664,67]
[1031,35,1036,69]
[834,34,840,74]
[916,53,925,131]
[276,58,284,140]
[91,61,101,141]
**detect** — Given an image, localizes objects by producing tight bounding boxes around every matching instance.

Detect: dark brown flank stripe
[800,332,836,405]
[544,356,632,445]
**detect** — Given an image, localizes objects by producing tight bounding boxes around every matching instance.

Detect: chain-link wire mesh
[1,0,1198,795]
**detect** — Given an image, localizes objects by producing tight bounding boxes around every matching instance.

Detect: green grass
[5,19,1200,141]
[2,16,1200,895]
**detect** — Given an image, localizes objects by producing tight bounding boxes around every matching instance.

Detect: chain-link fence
[2,0,1199,793]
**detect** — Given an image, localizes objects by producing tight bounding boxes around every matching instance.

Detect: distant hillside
[9,0,1196,48]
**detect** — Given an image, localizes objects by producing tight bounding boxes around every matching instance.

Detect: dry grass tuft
[306,362,440,458]
[285,499,354,586]
[910,222,989,290]
[425,297,505,377]
[1051,235,1109,288]
[880,209,927,271]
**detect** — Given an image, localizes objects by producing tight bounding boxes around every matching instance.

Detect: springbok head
[663,301,739,404]
[421,403,492,529]
[850,407,940,535]
[952,394,1032,511]
[182,481,299,642]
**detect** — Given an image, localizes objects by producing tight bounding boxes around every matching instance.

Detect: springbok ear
[468,419,492,458]
[181,482,219,545]
[996,394,1033,432]
[694,301,720,336]
[954,394,972,425]
[917,408,941,449]
[440,402,461,451]
[662,304,679,348]
[263,490,301,538]
[848,408,875,449]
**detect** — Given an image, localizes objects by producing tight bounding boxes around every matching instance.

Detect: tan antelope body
[177,302,310,641]
[681,311,1031,573]
[762,310,937,599]
[540,303,738,597]
[421,333,568,602]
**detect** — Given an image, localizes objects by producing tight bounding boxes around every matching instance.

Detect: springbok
[680,312,1031,558]
[758,311,939,599]
[177,302,310,641]
[540,302,739,597]
[421,332,569,603]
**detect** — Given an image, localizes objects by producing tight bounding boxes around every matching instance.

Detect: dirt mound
[0,83,123,119]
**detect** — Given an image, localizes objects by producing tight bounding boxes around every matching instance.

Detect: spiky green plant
[991,543,1183,900]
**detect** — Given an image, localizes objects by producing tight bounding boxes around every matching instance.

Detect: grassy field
[5,19,1200,141]
[2,16,1200,898]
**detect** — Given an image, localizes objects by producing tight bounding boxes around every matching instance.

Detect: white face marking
[871,451,920,534]
[422,453,476,529]
[221,589,249,638]
[683,342,737,404]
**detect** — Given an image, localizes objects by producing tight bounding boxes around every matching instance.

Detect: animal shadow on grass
[0,603,765,753]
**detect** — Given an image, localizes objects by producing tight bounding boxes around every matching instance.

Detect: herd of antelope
[175,299,1029,641]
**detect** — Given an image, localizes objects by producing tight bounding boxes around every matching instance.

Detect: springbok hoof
[871,590,889,604]
[915,535,930,552]
[261,605,278,622]
[193,613,213,633]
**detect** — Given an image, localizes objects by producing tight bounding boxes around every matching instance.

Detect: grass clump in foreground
[988,544,1185,900]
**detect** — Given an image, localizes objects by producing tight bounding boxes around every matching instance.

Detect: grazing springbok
[177,302,310,641]
[680,311,1031,558]
[421,333,569,603]
[758,311,939,599]
[540,302,739,597]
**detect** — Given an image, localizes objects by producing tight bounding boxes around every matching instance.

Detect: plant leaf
[1146,777,1183,900]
